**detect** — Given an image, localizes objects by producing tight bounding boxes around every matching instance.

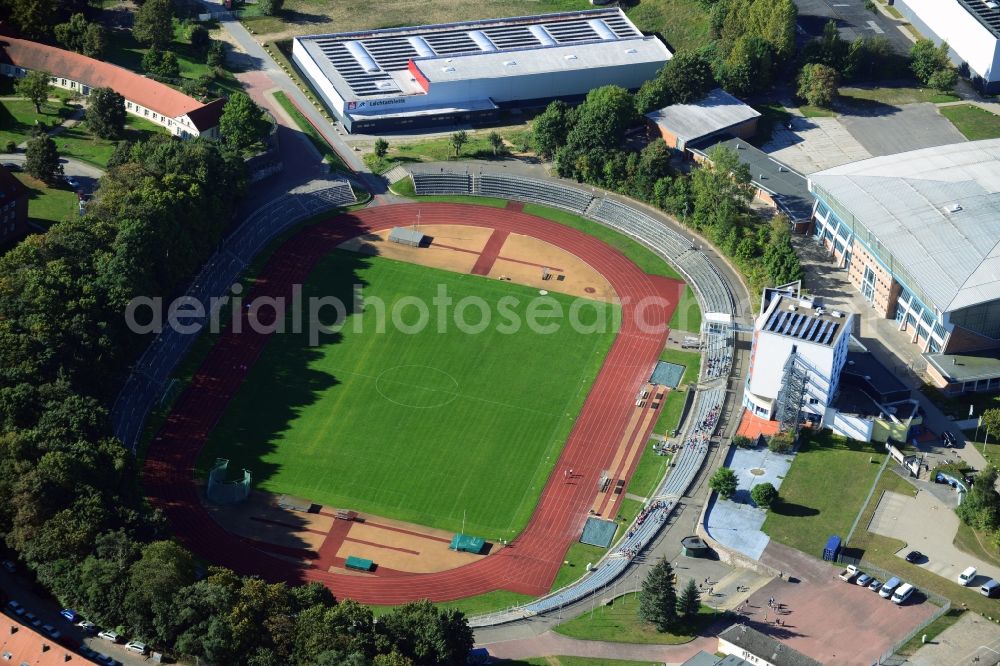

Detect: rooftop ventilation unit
[441,66,455,72]
[468,30,497,52]
[344,41,379,73]
[407,36,435,58]
[528,24,557,47]
[625,47,638,54]
[565,54,578,60]
[503,60,517,67]
[947,203,963,213]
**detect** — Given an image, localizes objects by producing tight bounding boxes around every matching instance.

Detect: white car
[77,619,97,634]
[958,566,977,586]
[125,640,148,655]
[97,629,120,643]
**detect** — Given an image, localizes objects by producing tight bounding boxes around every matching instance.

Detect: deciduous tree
[16,70,51,114]
[86,87,126,139]
[797,62,839,107]
[709,467,738,500]
[488,131,504,156]
[531,100,571,159]
[373,137,389,159]
[24,134,61,183]
[134,0,174,49]
[751,482,779,508]
[219,92,270,152]
[449,130,468,157]
[910,38,951,85]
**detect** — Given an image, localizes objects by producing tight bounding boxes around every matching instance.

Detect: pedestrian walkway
[481,630,717,663]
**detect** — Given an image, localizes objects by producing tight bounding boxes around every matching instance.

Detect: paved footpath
[481,630,716,664]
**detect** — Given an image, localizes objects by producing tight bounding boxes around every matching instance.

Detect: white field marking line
[867,20,885,33]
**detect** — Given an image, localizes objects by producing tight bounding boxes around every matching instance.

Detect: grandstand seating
[704,323,734,380]
[476,173,593,213]
[412,172,473,195]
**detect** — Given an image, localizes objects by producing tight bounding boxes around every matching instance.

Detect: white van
[891,583,915,605]
[958,566,977,586]
[880,577,902,599]
[981,579,1000,598]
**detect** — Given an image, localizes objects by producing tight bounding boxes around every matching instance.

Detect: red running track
[143,204,681,605]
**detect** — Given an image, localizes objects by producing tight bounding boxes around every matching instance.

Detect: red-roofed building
[0,616,96,665]
[0,164,28,247]
[0,34,223,139]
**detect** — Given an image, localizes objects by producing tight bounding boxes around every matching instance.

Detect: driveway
[763,115,872,174]
[837,102,967,156]
[0,153,104,194]
[908,611,1000,666]
[869,489,1000,586]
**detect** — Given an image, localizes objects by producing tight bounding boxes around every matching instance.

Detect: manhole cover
[750,468,766,476]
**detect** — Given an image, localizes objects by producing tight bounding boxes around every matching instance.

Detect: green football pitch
[199,251,619,539]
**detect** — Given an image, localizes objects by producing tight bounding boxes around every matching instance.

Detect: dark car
[905,550,924,563]
[1,163,21,172]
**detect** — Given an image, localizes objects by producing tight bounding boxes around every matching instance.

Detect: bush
[732,435,755,449]
[4,141,16,153]
[751,482,779,509]
[768,431,795,454]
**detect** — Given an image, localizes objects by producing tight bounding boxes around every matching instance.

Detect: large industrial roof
[957,0,1000,39]
[809,139,1000,313]
[294,8,655,98]
[645,88,761,145]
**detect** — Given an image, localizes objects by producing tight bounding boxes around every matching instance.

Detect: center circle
[749,467,766,476]
[375,364,460,409]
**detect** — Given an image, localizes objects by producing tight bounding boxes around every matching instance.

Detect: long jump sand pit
[338,224,615,302]
[208,490,490,575]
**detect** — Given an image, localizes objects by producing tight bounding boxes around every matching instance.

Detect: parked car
[41,624,61,641]
[880,577,902,598]
[959,566,977,586]
[892,583,916,605]
[981,579,1000,598]
[839,564,859,582]
[97,629,120,643]
[77,620,97,634]
[856,573,872,587]
[905,550,923,563]
[1,560,15,573]
[59,609,77,622]
[64,176,80,189]
[24,612,42,628]
[868,578,882,592]
[78,643,97,659]
[1,163,21,172]
[125,640,148,655]
[5,600,25,616]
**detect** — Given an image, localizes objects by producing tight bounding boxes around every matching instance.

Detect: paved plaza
[837,103,967,157]
[763,115,872,174]
[908,612,1000,666]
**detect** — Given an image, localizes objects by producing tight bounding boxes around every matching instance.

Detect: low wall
[697,484,780,578]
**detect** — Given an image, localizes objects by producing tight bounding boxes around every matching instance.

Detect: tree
[373,138,389,159]
[83,23,108,58]
[189,25,211,53]
[709,467,738,500]
[16,70,51,114]
[7,0,58,39]
[219,92,270,152]
[751,482,779,509]
[732,435,755,449]
[379,601,473,665]
[677,578,701,619]
[86,87,126,140]
[449,130,468,157]
[983,408,1000,443]
[134,0,174,49]
[718,35,774,96]
[142,48,180,79]
[910,39,951,85]
[531,100,571,159]
[639,557,677,631]
[258,0,285,15]
[207,41,226,67]
[488,131,504,156]
[24,134,61,183]
[927,67,958,93]
[54,13,90,53]
[797,63,839,108]
[956,466,1000,532]
[123,541,197,642]
[663,51,715,105]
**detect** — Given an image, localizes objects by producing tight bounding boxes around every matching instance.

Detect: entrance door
[861,265,876,303]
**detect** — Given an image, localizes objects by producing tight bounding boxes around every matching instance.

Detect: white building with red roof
[0,32,224,139]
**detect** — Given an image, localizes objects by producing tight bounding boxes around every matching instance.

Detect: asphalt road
[0,152,104,194]
[794,0,913,53]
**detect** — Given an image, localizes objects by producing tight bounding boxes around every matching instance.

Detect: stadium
[290,8,671,132]
[130,171,740,610]
[808,139,1000,394]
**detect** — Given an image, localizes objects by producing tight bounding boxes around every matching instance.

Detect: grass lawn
[380,129,533,164]
[52,116,165,168]
[199,253,618,539]
[669,284,701,332]
[0,98,76,148]
[939,104,1000,140]
[14,173,78,226]
[659,348,700,387]
[520,203,684,282]
[370,589,535,617]
[799,105,838,118]
[627,444,671,498]
[762,431,885,556]
[508,658,662,666]
[617,497,644,526]
[894,609,964,656]
[839,86,959,106]
[550,541,612,592]
[653,390,686,437]
[954,521,1000,569]
[509,658,661,666]
[554,595,718,644]
[272,90,348,171]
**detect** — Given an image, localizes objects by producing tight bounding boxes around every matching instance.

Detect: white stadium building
[894,0,1000,93]
[291,9,671,133]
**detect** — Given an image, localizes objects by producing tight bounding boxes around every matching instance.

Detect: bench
[335,510,358,521]
[345,556,374,571]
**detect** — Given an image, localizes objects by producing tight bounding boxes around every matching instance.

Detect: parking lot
[751,542,936,665]
[1,565,151,666]
[869,489,1000,587]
